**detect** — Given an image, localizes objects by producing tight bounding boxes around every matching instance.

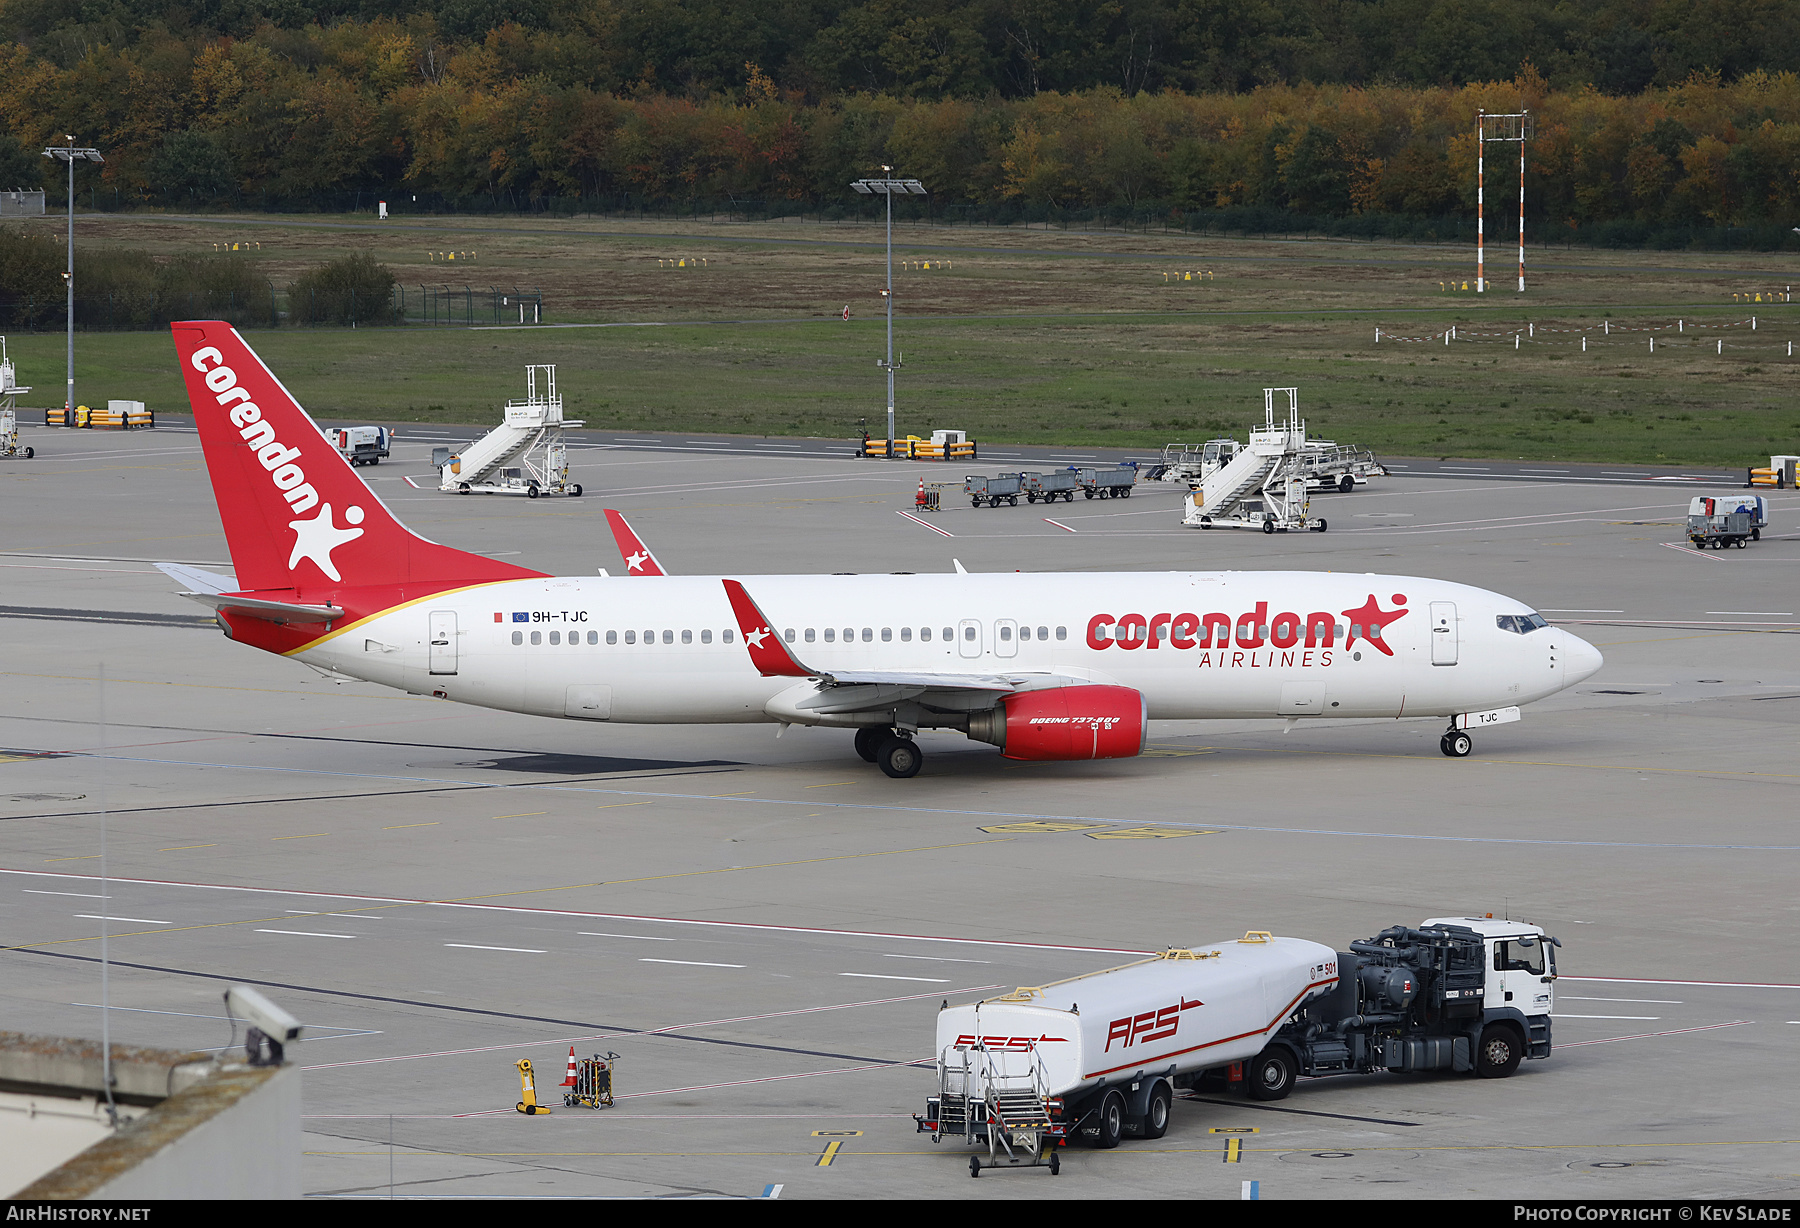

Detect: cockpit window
[1496,612,1550,635]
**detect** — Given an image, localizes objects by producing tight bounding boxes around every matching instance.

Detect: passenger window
[549,630,561,645]
[999,625,1012,641]
[963,625,976,641]
[661,630,673,645]
[530,631,542,645]
[701,629,712,644]
[843,627,854,643]
[862,627,873,642]
[606,630,618,645]
[1055,626,1066,640]
[644,629,653,643]
[681,629,692,644]
[1336,624,1347,639]
[723,629,734,643]
[1019,626,1032,641]
[587,630,598,645]
[511,630,523,645]
[805,628,816,642]
[625,630,636,644]
[824,627,836,642]
[921,627,932,641]
[881,627,892,642]
[785,628,796,643]
[1352,624,1362,639]
[1038,626,1049,640]
[900,627,912,641]
[943,627,954,641]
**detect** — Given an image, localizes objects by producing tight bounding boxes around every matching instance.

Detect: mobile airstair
[1182,388,1328,533]
[438,364,584,498]
[1,337,34,459]
[928,1035,1061,1177]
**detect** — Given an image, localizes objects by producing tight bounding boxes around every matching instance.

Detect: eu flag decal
[512,612,530,623]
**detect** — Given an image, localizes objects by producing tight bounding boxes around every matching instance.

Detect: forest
[2,1,1800,241]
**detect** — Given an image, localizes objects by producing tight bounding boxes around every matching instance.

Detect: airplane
[159,321,1603,779]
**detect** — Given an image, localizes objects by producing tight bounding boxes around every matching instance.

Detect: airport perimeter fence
[0,285,544,331]
[1375,315,1800,355]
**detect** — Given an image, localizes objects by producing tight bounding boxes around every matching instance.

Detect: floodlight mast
[42,138,104,413]
[1475,111,1530,293]
[849,170,926,456]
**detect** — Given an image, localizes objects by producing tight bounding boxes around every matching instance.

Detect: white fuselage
[296,571,1602,728]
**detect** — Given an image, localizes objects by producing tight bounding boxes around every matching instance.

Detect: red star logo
[1341,592,1409,657]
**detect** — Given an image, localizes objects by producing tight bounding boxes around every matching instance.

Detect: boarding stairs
[1182,389,1327,533]
[439,364,584,496]
[938,1038,1057,1173]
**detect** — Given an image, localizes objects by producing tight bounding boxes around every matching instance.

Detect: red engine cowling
[967,685,1147,761]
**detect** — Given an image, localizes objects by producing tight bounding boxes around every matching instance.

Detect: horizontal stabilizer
[154,561,237,594]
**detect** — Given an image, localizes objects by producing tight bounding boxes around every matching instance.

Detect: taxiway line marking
[23,890,108,898]
[73,915,169,925]
[444,944,546,953]
[1553,1013,1660,1020]
[383,823,437,829]
[491,812,546,820]
[640,959,745,968]
[579,932,673,941]
[1043,518,1077,533]
[1561,975,1800,989]
[255,929,356,939]
[1559,1020,1752,1047]
[895,510,954,537]
[158,844,217,851]
[838,973,951,983]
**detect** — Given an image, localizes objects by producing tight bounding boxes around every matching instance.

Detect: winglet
[721,579,813,677]
[604,510,667,576]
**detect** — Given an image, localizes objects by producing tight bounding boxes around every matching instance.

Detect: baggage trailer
[918,917,1558,1175]
[1077,464,1136,499]
[1689,506,1754,549]
[965,472,1023,508]
[1022,469,1077,503]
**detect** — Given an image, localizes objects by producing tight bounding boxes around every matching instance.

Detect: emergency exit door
[1429,602,1458,666]
[428,611,458,674]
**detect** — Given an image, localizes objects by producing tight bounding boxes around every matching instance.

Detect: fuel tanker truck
[918,916,1558,1176]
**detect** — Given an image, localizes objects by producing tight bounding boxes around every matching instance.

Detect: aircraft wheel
[1476,1024,1524,1078]
[1245,1047,1296,1101]
[876,735,922,779]
[1441,731,1473,758]
[569,484,583,497]
[853,726,888,763]
[1339,474,1355,493]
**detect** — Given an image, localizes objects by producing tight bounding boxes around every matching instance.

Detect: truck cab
[1422,915,1557,1018]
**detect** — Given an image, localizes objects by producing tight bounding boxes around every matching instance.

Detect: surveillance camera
[224,985,303,1065]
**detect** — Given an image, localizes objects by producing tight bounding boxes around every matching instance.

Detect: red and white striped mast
[1475,110,1532,293]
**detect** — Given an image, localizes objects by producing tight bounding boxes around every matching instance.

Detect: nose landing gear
[1440,728,1473,758]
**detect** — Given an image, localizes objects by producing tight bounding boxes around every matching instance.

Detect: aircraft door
[1429,601,1458,666]
[428,610,458,675]
[993,619,1018,658]
[958,619,982,659]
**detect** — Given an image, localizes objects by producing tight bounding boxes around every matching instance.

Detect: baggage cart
[965,472,1023,508]
[1022,469,1076,503]
[1688,509,1753,549]
[1077,464,1136,499]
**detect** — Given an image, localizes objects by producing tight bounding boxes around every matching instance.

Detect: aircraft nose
[1562,632,1604,685]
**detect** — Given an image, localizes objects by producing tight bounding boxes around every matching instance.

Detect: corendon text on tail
[162,321,1604,779]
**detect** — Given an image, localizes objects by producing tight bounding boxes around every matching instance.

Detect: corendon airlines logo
[1107,997,1204,1052]
[190,346,365,583]
[1086,594,1409,667]
[951,1034,1069,1052]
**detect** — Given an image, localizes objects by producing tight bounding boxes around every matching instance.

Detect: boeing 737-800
[160,322,1602,778]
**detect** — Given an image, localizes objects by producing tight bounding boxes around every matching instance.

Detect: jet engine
[965,684,1147,761]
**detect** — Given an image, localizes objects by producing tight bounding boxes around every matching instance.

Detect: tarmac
[2,420,1797,1200]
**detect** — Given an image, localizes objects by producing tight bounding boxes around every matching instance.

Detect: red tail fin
[172,321,543,594]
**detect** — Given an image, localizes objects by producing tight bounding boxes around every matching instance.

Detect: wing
[720,579,1082,715]
[604,509,668,576]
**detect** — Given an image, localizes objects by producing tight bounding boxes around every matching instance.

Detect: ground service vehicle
[329,426,392,466]
[919,917,1558,1174]
[1077,465,1135,498]
[1022,469,1077,503]
[965,472,1023,507]
[160,322,1602,782]
[1688,498,1756,549]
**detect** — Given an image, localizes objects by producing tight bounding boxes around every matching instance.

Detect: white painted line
[640,958,745,968]
[256,929,356,939]
[579,932,674,941]
[1561,975,1800,989]
[24,890,109,898]
[1560,996,1683,1004]
[1043,518,1077,533]
[883,953,992,964]
[287,911,383,919]
[1440,466,1490,471]
[1521,469,1570,473]
[1707,611,1794,616]
[1552,1013,1661,1020]
[1661,542,1720,561]
[1542,609,1624,614]
[896,509,954,538]
[840,972,951,983]
[73,914,170,925]
[445,943,545,953]
[1560,1020,1750,1047]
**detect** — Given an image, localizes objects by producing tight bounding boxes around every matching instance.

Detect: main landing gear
[1439,727,1473,758]
[853,726,923,778]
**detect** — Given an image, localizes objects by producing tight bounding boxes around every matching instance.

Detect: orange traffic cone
[560,1046,578,1087]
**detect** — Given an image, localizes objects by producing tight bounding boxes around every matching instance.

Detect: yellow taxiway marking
[1210,1127,1259,1134]
[43,856,98,862]
[492,812,547,820]
[816,1140,845,1166]
[595,802,654,811]
[272,833,328,841]
[803,782,857,789]
[708,791,757,798]
[1223,1137,1242,1163]
[384,823,438,830]
[158,844,217,852]
[1088,826,1216,840]
[979,820,1109,834]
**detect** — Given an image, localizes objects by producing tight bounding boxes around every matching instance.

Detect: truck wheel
[569,484,582,497]
[853,726,889,763]
[1753,527,1761,540]
[876,736,922,779]
[1141,1082,1172,1139]
[1477,1025,1523,1078]
[1339,474,1355,493]
[1093,1090,1126,1149]
[1085,490,1094,499]
[1262,519,1275,534]
[1048,1150,1060,1175]
[1246,1047,1296,1101]
[969,1155,980,1178]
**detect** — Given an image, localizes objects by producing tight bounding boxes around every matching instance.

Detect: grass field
[5,211,1797,465]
